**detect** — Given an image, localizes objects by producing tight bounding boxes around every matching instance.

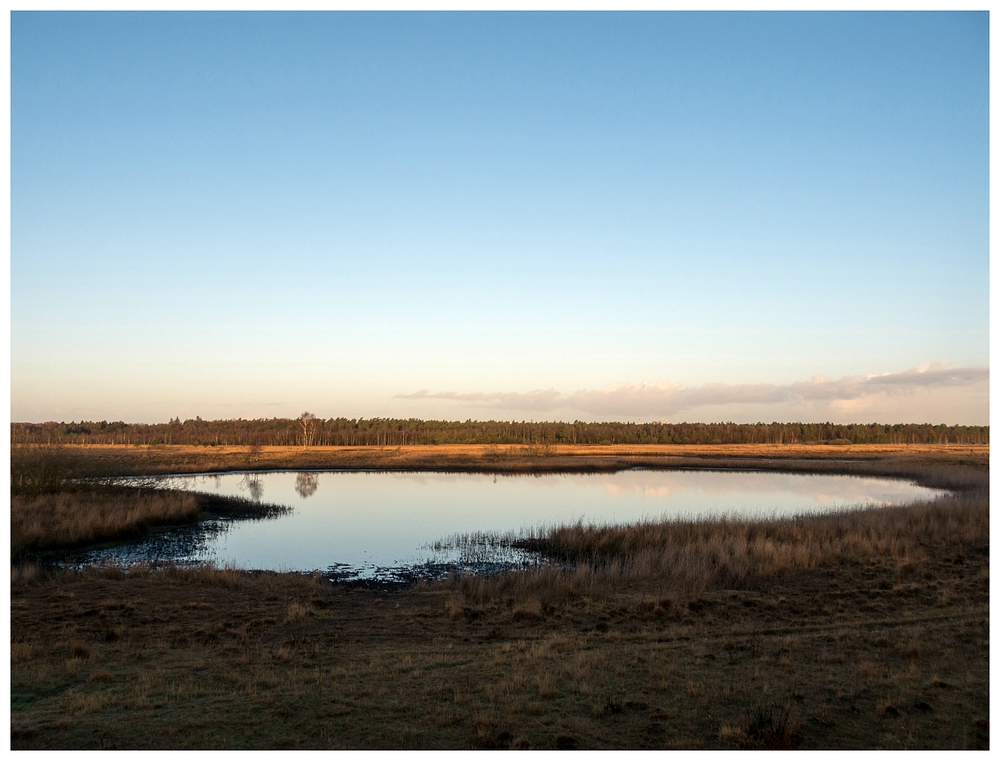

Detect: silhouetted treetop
[9,418,988,447]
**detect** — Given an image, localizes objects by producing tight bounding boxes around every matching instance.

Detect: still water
[76,469,945,580]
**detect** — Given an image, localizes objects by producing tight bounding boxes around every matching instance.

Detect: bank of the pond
[11,480,989,749]
[11,487,289,563]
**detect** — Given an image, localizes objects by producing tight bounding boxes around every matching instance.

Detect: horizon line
[10,417,990,428]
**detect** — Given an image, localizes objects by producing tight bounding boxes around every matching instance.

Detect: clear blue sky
[11,11,989,425]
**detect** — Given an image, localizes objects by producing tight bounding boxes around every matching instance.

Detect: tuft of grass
[511,598,544,622]
[70,640,91,660]
[285,600,309,626]
[445,596,466,621]
[729,703,800,749]
[10,643,33,664]
[10,563,40,585]
[857,661,881,681]
[535,672,557,699]
[600,692,625,716]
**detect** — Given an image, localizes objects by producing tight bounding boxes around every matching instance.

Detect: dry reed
[11,490,202,558]
[445,489,987,609]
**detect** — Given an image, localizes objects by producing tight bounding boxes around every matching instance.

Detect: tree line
[10,417,989,447]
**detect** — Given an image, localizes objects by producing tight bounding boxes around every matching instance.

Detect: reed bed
[445,488,988,610]
[11,490,202,559]
[10,444,91,496]
[10,442,292,561]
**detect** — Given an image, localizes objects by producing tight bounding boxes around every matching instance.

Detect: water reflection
[240,473,264,502]
[295,472,319,498]
[71,469,946,581]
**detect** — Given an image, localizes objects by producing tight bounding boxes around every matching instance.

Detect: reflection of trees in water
[295,472,319,498]
[240,473,264,502]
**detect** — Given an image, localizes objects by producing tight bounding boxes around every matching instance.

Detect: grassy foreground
[10,445,989,749]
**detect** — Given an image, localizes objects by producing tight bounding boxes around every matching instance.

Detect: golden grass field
[52,440,992,461]
[10,443,989,749]
[30,441,990,481]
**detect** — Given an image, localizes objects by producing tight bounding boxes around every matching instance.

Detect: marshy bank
[9,444,989,749]
[10,445,288,563]
[439,485,987,613]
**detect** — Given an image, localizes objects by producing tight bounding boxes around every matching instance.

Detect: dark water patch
[54,494,291,571]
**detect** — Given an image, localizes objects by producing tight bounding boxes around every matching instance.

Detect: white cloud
[395,364,989,424]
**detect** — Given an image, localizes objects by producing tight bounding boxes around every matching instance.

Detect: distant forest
[10,418,989,447]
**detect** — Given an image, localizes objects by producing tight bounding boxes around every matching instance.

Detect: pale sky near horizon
[11,11,989,425]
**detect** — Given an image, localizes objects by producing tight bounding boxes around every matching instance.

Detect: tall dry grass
[11,490,202,558]
[10,445,84,496]
[445,488,988,611]
[11,443,290,560]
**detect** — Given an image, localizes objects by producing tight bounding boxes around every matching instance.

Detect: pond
[72,469,946,581]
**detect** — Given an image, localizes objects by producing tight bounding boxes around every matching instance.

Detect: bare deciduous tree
[298,412,317,448]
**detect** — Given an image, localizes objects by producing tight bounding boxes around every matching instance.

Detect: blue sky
[11,11,989,424]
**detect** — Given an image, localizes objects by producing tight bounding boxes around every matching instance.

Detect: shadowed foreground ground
[10,446,989,749]
[10,543,988,749]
